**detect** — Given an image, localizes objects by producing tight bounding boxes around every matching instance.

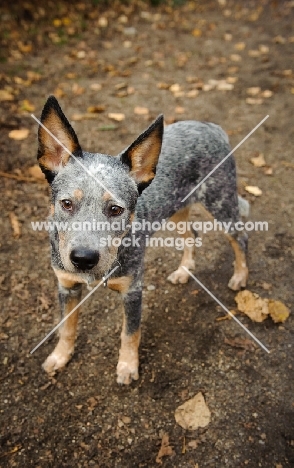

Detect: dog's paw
[116,360,139,385]
[228,269,248,291]
[42,350,72,376]
[167,267,189,284]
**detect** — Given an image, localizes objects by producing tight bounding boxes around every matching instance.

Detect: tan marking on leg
[107,276,132,294]
[168,205,196,284]
[53,268,87,286]
[226,234,248,291]
[50,204,55,215]
[42,288,81,375]
[117,314,140,385]
[129,212,134,224]
[73,188,83,200]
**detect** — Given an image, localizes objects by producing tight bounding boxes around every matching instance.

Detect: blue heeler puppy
[37,96,248,384]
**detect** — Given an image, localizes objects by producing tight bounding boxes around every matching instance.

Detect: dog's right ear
[37,96,82,183]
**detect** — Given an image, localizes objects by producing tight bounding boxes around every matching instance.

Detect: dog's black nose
[70,248,99,270]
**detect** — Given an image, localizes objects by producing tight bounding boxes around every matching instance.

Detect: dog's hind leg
[43,276,82,375]
[167,205,196,284]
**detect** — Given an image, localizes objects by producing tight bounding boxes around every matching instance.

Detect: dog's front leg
[117,290,142,385]
[43,278,82,375]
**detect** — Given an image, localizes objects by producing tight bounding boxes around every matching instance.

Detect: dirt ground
[0,0,293,466]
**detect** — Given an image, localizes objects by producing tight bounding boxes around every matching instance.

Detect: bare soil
[0,1,293,467]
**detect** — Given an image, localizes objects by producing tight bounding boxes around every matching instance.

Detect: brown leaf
[156,433,174,464]
[224,336,257,351]
[87,105,106,113]
[8,129,29,140]
[190,289,199,295]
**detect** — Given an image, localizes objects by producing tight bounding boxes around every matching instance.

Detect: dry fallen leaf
[26,165,45,181]
[263,166,273,175]
[246,97,263,105]
[250,153,266,167]
[90,83,102,91]
[0,89,14,101]
[9,212,21,239]
[108,112,125,122]
[20,99,35,112]
[8,129,29,140]
[234,42,246,50]
[134,106,149,115]
[268,300,290,323]
[245,185,262,196]
[87,105,106,113]
[261,90,273,98]
[235,290,269,322]
[247,87,261,96]
[224,336,257,351]
[156,433,174,464]
[175,392,211,430]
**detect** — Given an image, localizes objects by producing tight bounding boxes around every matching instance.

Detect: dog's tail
[238,195,250,218]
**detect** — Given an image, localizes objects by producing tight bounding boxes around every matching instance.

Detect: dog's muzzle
[70,248,99,271]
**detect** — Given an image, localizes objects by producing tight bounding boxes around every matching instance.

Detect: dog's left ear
[37,95,82,183]
[120,115,164,193]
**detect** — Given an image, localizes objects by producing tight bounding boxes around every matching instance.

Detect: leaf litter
[235,290,290,323]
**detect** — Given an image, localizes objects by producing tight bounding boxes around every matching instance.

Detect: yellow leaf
[9,129,29,140]
[234,42,246,51]
[62,17,71,26]
[192,28,202,37]
[53,19,62,27]
[235,290,269,322]
[20,99,35,112]
[268,300,290,323]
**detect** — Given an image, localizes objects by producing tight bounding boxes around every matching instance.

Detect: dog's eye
[108,205,124,217]
[60,199,73,211]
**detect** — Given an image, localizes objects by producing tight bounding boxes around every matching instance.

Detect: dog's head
[37,96,163,278]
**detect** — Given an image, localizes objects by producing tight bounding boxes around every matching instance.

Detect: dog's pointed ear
[119,115,164,193]
[37,95,82,183]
